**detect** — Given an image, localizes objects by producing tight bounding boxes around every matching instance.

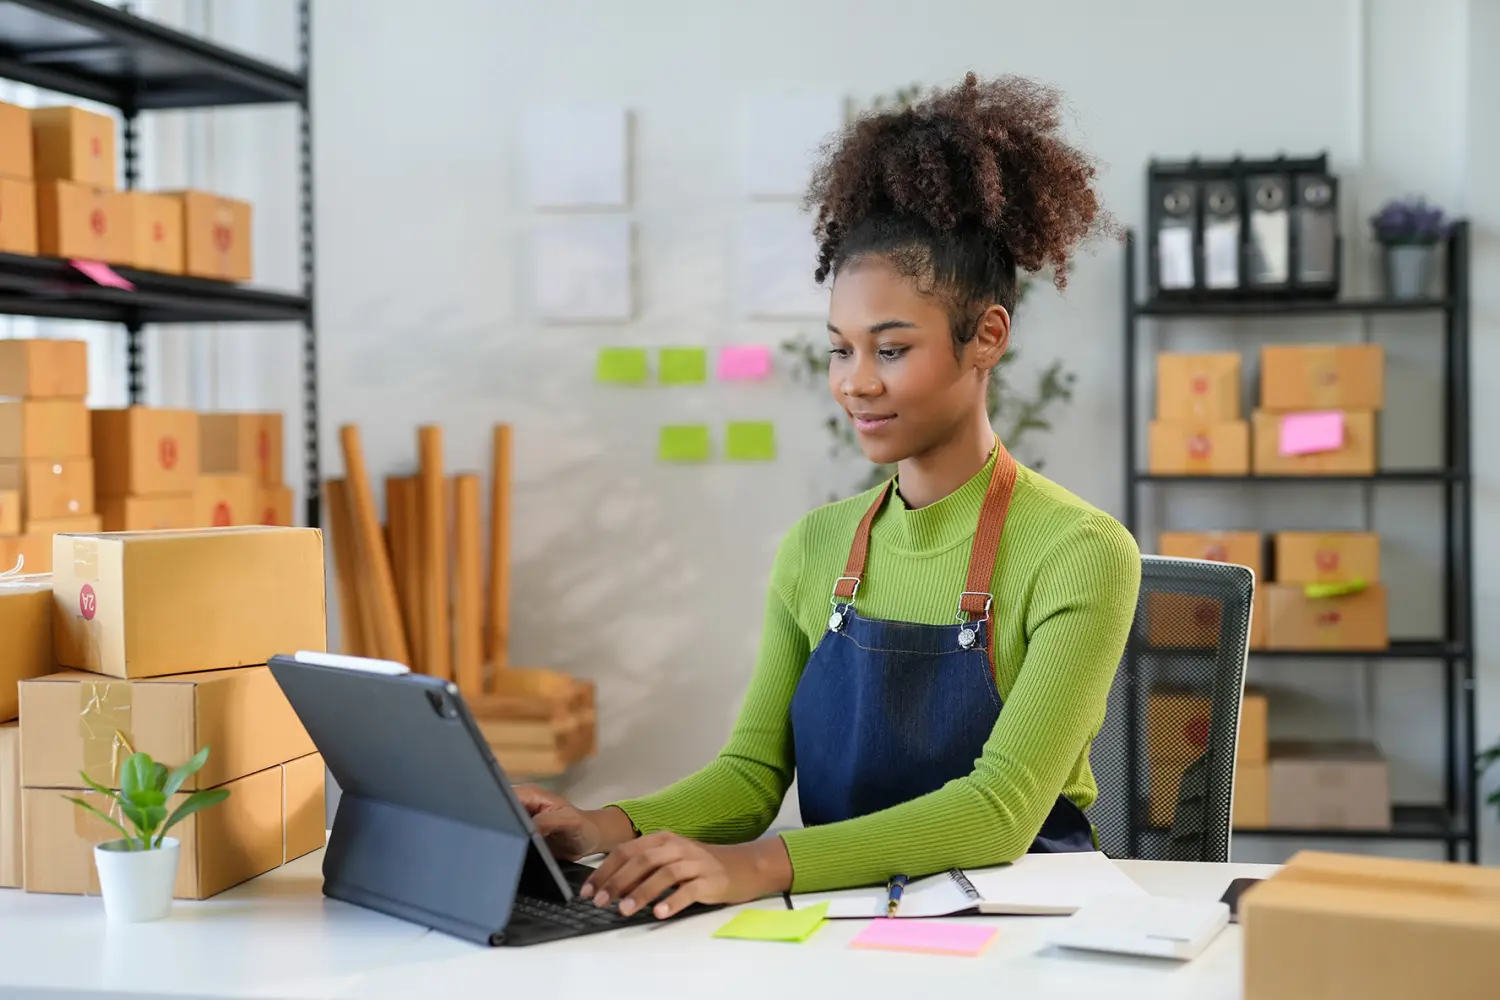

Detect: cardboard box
[1252,409,1377,476]
[258,485,293,526]
[0,177,36,255]
[1260,343,1385,411]
[1148,421,1250,476]
[1148,756,1191,829]
[1156,352,1242,421]
[1145,590,1228,648]
[1240,690,1268,763]
[30,106,116,190]
[23,753,325,900]
[90,407,198,497]
[0,722,16,888]
[1242,851,1500,1000]
[1268,742,1391,830]
[0,338,88,399]
[50,526,327,679]
[126,191,185,274]
[24,513,100,536]
[0,489,16,535]
[193,472,255,527]
[0,400,90,459]
[1147,692,1210,767]
[169,190,252,282]
[1274,531,1380,584]
[1250,585,1268,650]
[199,412,283,485]
[0,458,94,520]
[36,180,133,265]
[18,665,315,790]
[0,578,52,722]
[0,534,51,574]
[0,101,32,180]
[1266,583,1388,650]
[98,494,194,532]
[1159,530,1263,580]
[1233,762,1268,829]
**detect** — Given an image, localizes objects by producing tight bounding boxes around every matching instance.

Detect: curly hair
[806,72,1110,349]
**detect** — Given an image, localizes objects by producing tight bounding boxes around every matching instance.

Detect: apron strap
[831,480,892,601]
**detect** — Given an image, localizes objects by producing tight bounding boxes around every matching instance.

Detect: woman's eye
[878,347,907,361]
[828,347,852,359]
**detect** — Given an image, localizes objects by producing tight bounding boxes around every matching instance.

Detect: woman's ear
[973,304,1011,372]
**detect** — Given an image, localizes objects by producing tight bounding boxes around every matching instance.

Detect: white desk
[0,853,1277,1000]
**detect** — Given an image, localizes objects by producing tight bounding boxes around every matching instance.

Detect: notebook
[1047,896,1230,960]
[787,851,1148,919]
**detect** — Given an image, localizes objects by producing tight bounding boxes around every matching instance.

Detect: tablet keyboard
[512,893,654,932]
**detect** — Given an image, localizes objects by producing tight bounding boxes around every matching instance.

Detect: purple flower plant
[1369,196,1451,246]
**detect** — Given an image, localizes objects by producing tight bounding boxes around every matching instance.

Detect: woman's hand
[513,785,639,861]
[580,831,793,919]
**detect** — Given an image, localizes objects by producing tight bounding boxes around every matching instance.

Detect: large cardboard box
[1242,851,1500,1000]
[193,472,255,527]
[1147,692,1210,772]
[1253,409,1377,476]
[1250,585,1268,650]
[23,753,325,900]
[1260,343,1385,412]
[0,489,16,535]
[50,527,326,679]
[0,400,89,460]
[36,180,132,264]
[30,106,116,190]
[0,722,16,888]
[1266,583,1388,650]
[126,191,184,274]
[1269,742,1391,830]
[98,494,194,532]
[0,534,51,574]
[1274,531,1380,584]
[1159,530,1263,580]
[169,190,252,282]
[0,458,94,520]
[1156,352,1242,421]
[0,101,32,180]
[0,339,88,399]
[1240,689,1268,764]
[0,177,36,255]
[199,412,283,485]
[0,578,52,722]
[1233,762,1268,829]
[18,665,315,790]
[258,485,293,526]
[90,407,198,497]
[1148,421,1250,476]
[1145,590,1229,649]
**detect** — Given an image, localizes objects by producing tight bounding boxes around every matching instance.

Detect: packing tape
[78,681,133,787]
[70,536,98,582]
[73,787,127,845]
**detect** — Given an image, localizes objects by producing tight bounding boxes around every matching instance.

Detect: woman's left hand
[579,831,791,919]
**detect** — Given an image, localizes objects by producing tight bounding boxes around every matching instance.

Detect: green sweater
[614,452,1141,893]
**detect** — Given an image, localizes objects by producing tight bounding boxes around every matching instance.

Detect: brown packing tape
[73,785,127,845]
[78,680,133,788]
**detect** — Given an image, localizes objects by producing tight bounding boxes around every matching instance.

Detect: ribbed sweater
[613,450,1142,893]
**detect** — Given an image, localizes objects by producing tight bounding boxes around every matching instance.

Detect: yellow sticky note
[596,347,648,385]
[725,421,775,461]
[713,903,828,943]
[659,347,708,385]
[658,425,711,462]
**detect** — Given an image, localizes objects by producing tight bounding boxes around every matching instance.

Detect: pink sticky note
[1279,411,1345,456]
[70,259,135,291]
[717,344,772,381]
[849,919,1000,957]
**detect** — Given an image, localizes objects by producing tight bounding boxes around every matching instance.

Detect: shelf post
[299,0,320,530]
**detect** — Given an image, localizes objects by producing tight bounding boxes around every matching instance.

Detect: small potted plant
[1369,196,1451,300]
[65,746,230,923]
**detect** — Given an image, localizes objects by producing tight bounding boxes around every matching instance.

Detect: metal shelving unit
[1122,222,1476,861]
[0,0,319,527]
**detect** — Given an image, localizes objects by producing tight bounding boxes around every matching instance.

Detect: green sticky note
[725,421,776,461]
[713,903,828,943]
[659,347,708,385]
[658,424,711,462]
[596,347,649,385]
[1304,578,1368,599]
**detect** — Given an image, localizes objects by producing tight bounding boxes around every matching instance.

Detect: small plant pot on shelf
[1382,244,1435,300]
[93,837,180,923]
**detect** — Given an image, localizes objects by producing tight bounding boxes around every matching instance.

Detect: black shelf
[1135,296,1452,318]
[0,0,303,109]
[1234,806,1466,843]
[1141,640,1461,660]
[1134,470,1457,484]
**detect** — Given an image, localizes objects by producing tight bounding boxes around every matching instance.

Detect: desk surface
[0,853,1277,1000]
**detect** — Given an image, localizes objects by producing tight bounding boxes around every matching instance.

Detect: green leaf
[163,746,210,798]
[119,800,149,839]
[79,770,120,799]
[119,753,155,800]
[64,796,135,847]
[157,788,230,845]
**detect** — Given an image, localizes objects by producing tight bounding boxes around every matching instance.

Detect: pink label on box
[70,259,135,291]
[716,344,772,381]
[1279,411,1344,456]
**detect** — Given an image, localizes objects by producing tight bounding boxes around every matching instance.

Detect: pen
[886,874,908,917]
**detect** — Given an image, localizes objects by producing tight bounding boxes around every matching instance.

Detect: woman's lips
[850,413,896,433]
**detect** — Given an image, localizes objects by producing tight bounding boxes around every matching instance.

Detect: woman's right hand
[513,784,604,861]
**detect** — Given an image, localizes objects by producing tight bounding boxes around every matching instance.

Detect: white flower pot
[93,837,180,923]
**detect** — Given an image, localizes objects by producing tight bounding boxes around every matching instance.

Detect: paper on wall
[738,95,847,199]
[531,216,634,323]
[737,205,828,320]
[521,106,630,209]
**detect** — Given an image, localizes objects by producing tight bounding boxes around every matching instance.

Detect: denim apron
[789,444,1094,852]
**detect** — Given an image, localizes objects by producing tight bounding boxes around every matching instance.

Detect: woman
[517,72,1140,921]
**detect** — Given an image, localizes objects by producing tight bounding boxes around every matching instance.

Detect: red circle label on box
[159,436,178,470]
[1191,375,1208,395]
[1187,434,1212,459]
[152,221,165,243]
[213,224,233,252]
[213,502,232,527]
[262,507,276,525]
[1203,543,1228,562]
[1315,549,1340,571]
[90,209,106,236]
[80,584,97,621]
[90,136,102,157]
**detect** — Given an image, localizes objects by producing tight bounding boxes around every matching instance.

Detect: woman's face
[827,256,1005,466]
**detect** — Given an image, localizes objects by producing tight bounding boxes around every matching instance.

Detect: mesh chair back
[1088,556,1253,862]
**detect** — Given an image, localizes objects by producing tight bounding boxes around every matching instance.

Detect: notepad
[714,903,828,943]
[851,920,999,957]
[787,852,1148,919]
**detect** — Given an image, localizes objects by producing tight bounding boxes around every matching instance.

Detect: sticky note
[713,903,827,943]
[1279,411,1344,456]
[595,347,649,385]
[70,259,135,291]
[659,347,708,385]
[717,344,773,381]
[850,919,999,957]
[725,421,776,461]
[658,425,711,462]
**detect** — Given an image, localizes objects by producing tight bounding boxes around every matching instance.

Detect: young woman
[517,72,1140,921]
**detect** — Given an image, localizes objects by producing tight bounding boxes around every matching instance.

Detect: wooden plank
[486,423,513,676]
[418,425,452,681]
[338,425,409,664]
[453,473,485,700]
[324,478,367,657]
[385,474,423,671]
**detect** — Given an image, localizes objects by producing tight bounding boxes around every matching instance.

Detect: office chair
[1087,555,1254,863]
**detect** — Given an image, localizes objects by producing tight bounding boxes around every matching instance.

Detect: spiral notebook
[786,851,1147,919]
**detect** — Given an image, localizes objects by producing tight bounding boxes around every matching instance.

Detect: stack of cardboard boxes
[1149,352,1248,475]
[0,572,51,888]
[0,340,99,573]
[31,106,130,265]
[199,413,290,526]
[94,408,201,532]
[1,526,328,896]
[0,100,37,255]
[1146,687,1268,829]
